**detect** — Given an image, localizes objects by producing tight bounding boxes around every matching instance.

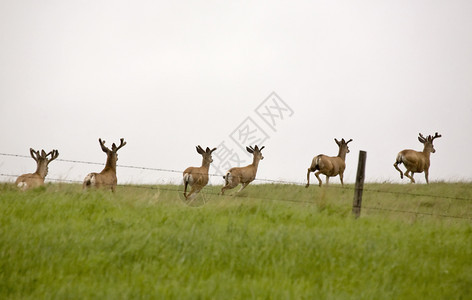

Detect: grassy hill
[1,182,471,299]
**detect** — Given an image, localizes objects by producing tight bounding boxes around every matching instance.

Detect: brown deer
[183,145,217,201]
[221,145,264,195]
[83,138,126,192]
[15,148,59,190]
[306,138,352,187]
[394,132,441,184]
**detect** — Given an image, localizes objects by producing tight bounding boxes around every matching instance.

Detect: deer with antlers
[306,138,352,187]
[83,138,126,192]
[220,145,264,195]
[183,145,217,201]
[15,148,59,190]
[394,132,441,184]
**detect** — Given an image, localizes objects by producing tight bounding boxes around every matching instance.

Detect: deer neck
[35,162,48,179]
[201,158,211,170]
[252,156,261,169]
[422,146,432,159]
[338,148,348,161]
[103,155,117,173]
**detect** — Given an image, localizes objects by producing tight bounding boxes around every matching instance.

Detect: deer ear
[335,138,340,146]
[418,136,425,143]
[41,150,47,157]
[246,146,254,153]
[210,147,217,153]
[259,146,265,151]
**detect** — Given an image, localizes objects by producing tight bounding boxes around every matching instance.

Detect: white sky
[1,0,471,185]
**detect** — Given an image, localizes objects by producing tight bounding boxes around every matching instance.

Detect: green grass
[0,182,471,299]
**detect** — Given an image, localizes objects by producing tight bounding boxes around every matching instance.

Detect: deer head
[335,138,352,157]
[196,145,217,167]
[30,148,59,178]
[246,145,265,162]
[418,132,441,153]
[98,138,126,169]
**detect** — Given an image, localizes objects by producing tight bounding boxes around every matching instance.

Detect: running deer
[83,138,126,192]
[394,132,441,184]
[15,148,59,190]
[306,138,352,187]
[183,146,217,201]
[220,145,264,195]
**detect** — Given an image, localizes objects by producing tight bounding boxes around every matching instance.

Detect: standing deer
[306,138,352,187]
[83,138,126,192]
[394,132,441,184]
[221,145,264,195]
[15,148,59,190]
[183,146,217,201]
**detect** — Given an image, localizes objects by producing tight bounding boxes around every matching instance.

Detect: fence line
[1,152,472,221]
[1,151,470,201]
[1,172,471,221]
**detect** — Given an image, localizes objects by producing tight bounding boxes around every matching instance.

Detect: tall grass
[0,183,471,299]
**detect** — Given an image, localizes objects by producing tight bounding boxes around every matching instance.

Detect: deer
[220,145,264,195]
[83,138,126,192]
[306,138,352,188]
[15,148,59,190]
[183,146,217,201]
[394,132,441,184]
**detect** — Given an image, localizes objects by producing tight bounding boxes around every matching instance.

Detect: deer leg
[394,162,404,179]
[237,182,249,193]
[187,187,201,202]
[306,168,312,188]
[425,169,429,184]
[221,184,237,195]
[184,180,189,199]
[314,171,323,187]
[404,171,415,183]
[220,173,239,195]
[339,173,344,186]
[326,175,330,185]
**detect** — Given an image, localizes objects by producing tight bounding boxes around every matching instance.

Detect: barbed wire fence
[1,152,471,221]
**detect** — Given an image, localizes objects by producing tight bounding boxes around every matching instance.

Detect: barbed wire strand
[2,152,471,202]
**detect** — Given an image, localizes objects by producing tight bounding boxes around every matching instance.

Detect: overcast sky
[1,0,471,186]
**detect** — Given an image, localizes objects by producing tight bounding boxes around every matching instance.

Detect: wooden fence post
[352,150,367,218]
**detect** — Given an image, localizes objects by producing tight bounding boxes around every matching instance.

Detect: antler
[418,133,427,143]
[112,138,126,152]
[196,145,205,154]
[432,132,442,141]
[29,148,40,162]
[99,138,109,153]
[46,150,59,162]
[246,145,264,153]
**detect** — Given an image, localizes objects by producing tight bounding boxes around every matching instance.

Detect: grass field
[1,182,471,299]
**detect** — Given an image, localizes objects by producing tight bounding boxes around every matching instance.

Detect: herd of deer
[15,133,442,199]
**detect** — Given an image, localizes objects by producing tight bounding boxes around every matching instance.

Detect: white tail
[306,138,352,187]
[183,145,217,200]
[15,148,59,190]
[394,132,441,184]
[83,138,126,192]
[220,145,264,195]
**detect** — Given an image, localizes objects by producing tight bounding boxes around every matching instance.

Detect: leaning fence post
[352,150,367,218]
